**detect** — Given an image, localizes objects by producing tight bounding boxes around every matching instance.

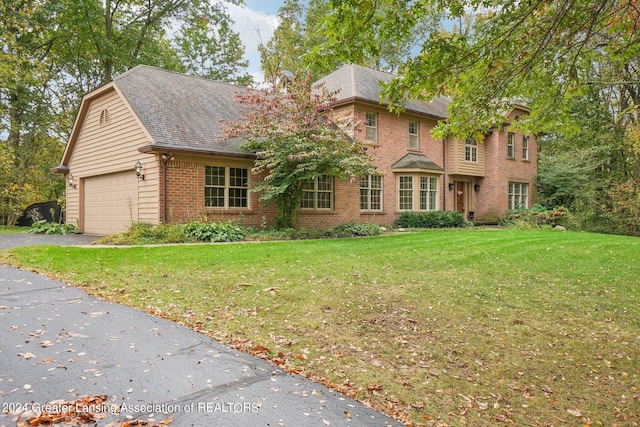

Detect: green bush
[500,204,570,228]
[28,220,80,235]
[394,211,466,229]
[597,179,640,236]
[331,222,382,237]
[183,221,244,242]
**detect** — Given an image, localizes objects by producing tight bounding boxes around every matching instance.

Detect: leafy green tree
[260,0,443,82]
[537,151,600,210]
[0,0,65,224]
[317,0,639,138]
[50,0,247,89]
[599,178,640,236]
[259,0,335,82]
[175,9,252,85]
[223,73,380,228]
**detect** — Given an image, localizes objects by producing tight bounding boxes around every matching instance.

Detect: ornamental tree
[223,73,380,229]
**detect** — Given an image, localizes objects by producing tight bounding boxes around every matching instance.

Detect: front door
[456,182,465,213]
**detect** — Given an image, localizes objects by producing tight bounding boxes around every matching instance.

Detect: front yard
[1,229,638,426]
[0,225,28,234]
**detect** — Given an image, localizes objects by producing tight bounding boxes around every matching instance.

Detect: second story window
[507,132,515,159]
[409,121,419,148]
[365,112,378,144]
[522,135,529,160]
[465,138,478,162]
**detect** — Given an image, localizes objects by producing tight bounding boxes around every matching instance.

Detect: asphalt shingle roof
[316,64,451,119]
[392,153,444,171]
[112,64,450,156]
[113,65,252,156]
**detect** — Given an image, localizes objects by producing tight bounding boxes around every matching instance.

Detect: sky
[225,1,285,84]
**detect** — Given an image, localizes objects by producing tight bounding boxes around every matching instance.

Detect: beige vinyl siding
[446,139,485,177]
[66,88,159,231]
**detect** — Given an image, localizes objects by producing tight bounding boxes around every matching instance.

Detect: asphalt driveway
[0,236,401,426]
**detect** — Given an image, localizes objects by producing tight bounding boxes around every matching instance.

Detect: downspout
[442,138,447,211]
[162,152,173,223]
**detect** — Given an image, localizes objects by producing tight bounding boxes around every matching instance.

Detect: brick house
[53,64,536,235]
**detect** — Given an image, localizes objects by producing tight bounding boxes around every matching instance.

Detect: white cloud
[225,2,280,83]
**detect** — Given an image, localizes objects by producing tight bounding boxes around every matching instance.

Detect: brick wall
[160,107,536,229]
[475,109,538,222]
[162,157,277,228]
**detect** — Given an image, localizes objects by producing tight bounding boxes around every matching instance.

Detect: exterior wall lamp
[448,182,454,190]
[135,160,145,181]
[68,173,77,189]
[474,184,480,191]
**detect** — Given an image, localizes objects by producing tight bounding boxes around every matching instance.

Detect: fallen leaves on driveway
[10,395,174,427]
[17,352,36,360]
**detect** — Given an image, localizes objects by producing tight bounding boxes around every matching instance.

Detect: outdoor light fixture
[474,184,480,192]
[448,182,455,190]
[68,173,77,189]
[135,160,145,181]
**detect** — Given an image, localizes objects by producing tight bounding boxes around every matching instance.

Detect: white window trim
[465,138,478,163]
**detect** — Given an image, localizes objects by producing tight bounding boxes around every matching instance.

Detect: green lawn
[0,225,28,234]
[1,229,638,426]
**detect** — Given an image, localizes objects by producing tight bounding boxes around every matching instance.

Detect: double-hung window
[409,121,419,149]
[465,138,478,162]
[205,166,249,209]
[419,176,438,210]
[301,175,333,210]
[398,176,414,211]
[365,112,378,144]
[522,136,529,160]
[360,175,382,211]
[508,182,529,210]
[507,132,515,159]
[398,175,439,211]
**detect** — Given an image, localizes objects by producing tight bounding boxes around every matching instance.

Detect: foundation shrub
[331,222,382,237]
[395,211,466,229]
[183,220,245,243]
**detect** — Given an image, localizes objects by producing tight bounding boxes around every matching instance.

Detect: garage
[83,171,138,235]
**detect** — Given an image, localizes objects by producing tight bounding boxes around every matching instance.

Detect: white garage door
[83,172,138,235]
